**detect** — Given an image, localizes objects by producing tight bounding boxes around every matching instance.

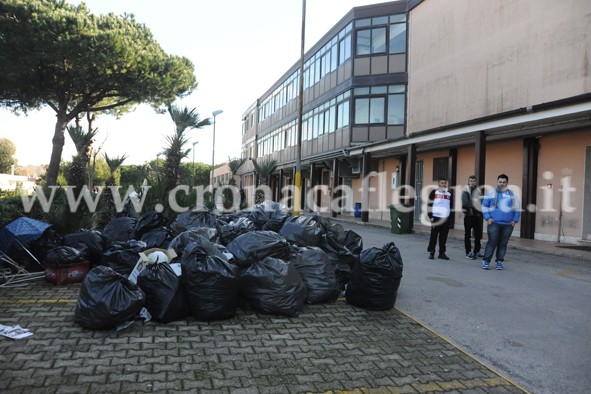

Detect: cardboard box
[128,248,178,284]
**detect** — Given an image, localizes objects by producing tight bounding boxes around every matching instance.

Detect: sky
[1,0,381,166]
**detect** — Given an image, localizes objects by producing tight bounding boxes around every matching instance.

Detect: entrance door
[414,160,423,222]
[583,146,591,240]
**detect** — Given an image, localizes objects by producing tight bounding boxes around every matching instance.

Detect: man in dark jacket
[461,175,483,260]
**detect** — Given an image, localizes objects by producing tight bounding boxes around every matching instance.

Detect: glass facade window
[339,34,352,63]
[389,23,406,54]
[356,29,371,56]
[353,85,406,126]
[354,98,370,124]
[355,97,385,124]
[355,13,407,57]
[337,101,350,128]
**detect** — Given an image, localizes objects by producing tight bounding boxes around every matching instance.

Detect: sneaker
[476,252,484,258]
[496,261,504,270]
[428,252,434,260]
[438,253,450,260]
[482,261,490,270]
[466,252,475,260]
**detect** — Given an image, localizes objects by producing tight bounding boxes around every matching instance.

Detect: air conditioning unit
[351,166,361,175]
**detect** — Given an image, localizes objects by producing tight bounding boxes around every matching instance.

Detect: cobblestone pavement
[0,281,527,394]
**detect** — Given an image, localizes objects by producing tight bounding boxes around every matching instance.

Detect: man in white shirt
[427,177,452,260]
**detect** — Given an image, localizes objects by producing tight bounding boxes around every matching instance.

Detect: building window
[433,157,449,181]
[339,34,352,63]
[388,85,406,125]
[355,14,406,57]
[356,28,387,56]
[353,85,405,126]
[355,97,385,124]
[389,22,406,53]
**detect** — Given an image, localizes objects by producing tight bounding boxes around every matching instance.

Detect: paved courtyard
[0,280,526,394]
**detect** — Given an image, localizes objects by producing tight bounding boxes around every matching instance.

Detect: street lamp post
[210,110,223,193]
[294,0,306,217]
[191,141,198,187]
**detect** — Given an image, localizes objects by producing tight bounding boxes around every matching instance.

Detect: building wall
[407,0,591,133]
[349,156,404,221]
[535,130,591,241]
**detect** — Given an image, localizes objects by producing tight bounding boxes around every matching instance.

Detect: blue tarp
[0,217,52,253]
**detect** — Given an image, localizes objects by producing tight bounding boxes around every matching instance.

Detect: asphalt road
[341,221,591,394]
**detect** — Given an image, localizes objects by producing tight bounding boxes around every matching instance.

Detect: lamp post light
[210,110,223,193]
[191,141,199,187]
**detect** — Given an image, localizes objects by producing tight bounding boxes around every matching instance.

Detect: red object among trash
[44,261,89,285]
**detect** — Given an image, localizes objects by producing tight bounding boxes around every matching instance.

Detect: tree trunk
[46,115,68,186]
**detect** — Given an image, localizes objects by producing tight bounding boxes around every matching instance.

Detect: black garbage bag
[74,265,145,330]
[226,230,291,269]
[103,217,137,244]
[101,240,147,276]
[346,242,404,311]
[169,227,220,257]
[169,211,218,234]
[239,257,307,317]
[181,239,239,321]
[243,201,290,231]
[134,211,166,238]
[343,230,363,256]
[279,214,324,247]
[137,261,188,323]
[290,247,339,304]
[45,245,85,265]
[215,243,236,265]
[319,234,358,292]
[140,227,174,249]
[63,230,106,267]
[321,221,363,256]
[219,217,256,245]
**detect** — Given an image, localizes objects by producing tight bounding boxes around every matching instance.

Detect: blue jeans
[483,223,514,263]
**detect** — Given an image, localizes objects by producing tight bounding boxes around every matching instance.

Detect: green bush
[0,193,27,228]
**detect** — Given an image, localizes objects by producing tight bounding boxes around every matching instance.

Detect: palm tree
[66,120,99,190]
[163,104,210,191]
[227,156,246,186]
[95,153,128,229]
[220,157,247,211]
[252,157,278,185]
[104,153,128,187]
[252,157,278,204]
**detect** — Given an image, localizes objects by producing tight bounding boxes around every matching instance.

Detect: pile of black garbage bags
[64,201,403,330]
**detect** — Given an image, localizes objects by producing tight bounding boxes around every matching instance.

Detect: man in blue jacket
[481,174,521,270]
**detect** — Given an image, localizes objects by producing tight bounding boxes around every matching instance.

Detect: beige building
[239,0,591,245]
[212,163,233,187]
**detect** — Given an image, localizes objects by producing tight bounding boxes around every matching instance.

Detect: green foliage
[190,162,212,187]
[91,158,110,186]
[0,0,197,185]
[162,104,210,191]
[227,157,246,186]
[252,157,278,185]
[252,157,277,204]
[119,164,150,188]
[0,138,17,173]
[0,193,25,228]
[40,188,94,235]
[66,122,100,190]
